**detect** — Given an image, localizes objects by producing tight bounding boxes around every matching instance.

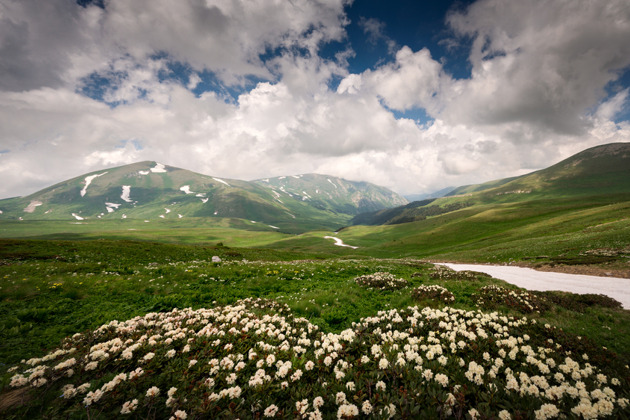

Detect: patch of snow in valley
[213,177,230,187]
[159,215,165,218]
[180,185,194,194]
[121,186,133,202]
[24,200,42,213]
[327,178,337,188]
[439,263,630,309]
[164,208,171,213]
[45,209,52,214]
[279,176,286,180]
[269,225,279,229]
[72,213,84,220]
[201,198,209,203]
[0,210,3,214]
[250,220,257,223]
[81,172,107,197]
[324,236,358,249]
[178,214,183,218]
[138,170,150,175]
[122,214,127,219]
[150,163,167,173]
[196,193,206,197]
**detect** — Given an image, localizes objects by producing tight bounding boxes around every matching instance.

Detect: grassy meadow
[1,236,629,418]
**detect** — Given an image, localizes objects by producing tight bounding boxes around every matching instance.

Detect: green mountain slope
[353,142,630,226]
[0,162,406,233]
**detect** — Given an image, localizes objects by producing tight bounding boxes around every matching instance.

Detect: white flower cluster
[6,298,629,419]
[354,271,409,290]
[412,284,455,302]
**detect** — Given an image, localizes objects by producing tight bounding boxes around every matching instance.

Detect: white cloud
[0,0,629,201]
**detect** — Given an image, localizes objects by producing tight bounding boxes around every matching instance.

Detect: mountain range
[0,162,407,232]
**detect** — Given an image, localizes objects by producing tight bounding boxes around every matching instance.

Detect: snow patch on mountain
[24,200,43,213]
[105,202,121,213]
[213,177,230,187]
[121,186,133,202]
[150,163,167,173]
[81,172,107,197]
[180,185,194,194]
[72,213,84,220]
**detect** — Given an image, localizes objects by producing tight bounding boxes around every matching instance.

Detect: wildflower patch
[473,285,550,314]
[354,271,408,290]
[6,298,630,419]
[411,284,455,303]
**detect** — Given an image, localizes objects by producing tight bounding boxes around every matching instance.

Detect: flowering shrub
[473,285,550,314]
[354,272,408,290]
[411,285,455,303]
[429,266,487,281]
[6,298,630,419]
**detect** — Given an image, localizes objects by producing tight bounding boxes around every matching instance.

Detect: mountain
[0,162,406,232]
[254,173,408,215]
[353,142,630,226]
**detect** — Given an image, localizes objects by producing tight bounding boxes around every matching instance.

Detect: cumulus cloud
[444,0,630,135]
[0,0,629,200]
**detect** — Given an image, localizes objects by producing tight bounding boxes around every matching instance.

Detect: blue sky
[0,0,629,199]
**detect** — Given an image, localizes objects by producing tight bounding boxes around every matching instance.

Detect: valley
[1,143,629,418]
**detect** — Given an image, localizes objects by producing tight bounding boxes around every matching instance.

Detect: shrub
[472,285,550,314]
[354,272,408,290]
[412,285,455,303]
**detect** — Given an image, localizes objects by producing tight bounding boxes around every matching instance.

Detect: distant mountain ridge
[353,142,630,226]
[0,161,407,233]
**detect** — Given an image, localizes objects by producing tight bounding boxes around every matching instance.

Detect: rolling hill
[352,142,630,226]
[0,162,406,233]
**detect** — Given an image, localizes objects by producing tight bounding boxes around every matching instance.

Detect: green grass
[1,239,628,371]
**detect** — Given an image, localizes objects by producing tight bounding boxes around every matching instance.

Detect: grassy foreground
[1,239,629,418]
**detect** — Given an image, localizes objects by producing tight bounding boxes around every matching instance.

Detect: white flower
[535,403,559,420]
[120,399,138,414]
[375,381,386,391]
[146,386,160,398]
[313,396,324,409]
[337,403,359,419]
[172,410,187,419]
[435,373,449,387]
[336,391,347,405]
[264,404,279,417]
[378,358,389,369]
[362,400,373,415]
[498,410,511,420]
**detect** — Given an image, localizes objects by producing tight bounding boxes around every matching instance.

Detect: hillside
[0,162,406,233]
[353,142,630,226]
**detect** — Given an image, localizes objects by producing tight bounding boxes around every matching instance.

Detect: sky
[1,0,629,199]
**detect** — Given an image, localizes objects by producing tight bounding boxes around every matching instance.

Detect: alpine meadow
[1,0,630,419]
